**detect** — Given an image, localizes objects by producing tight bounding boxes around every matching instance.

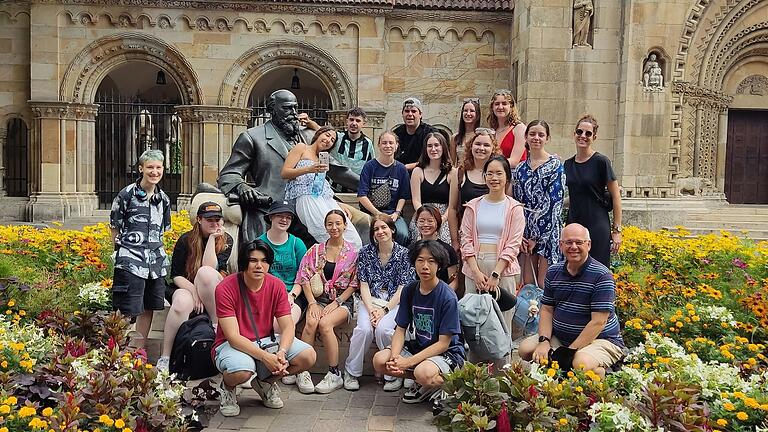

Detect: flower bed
[438,227,768,431]
[0,214,198,431]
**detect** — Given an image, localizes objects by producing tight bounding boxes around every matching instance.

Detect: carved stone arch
[219,40,355,110]
[60,32,203,104]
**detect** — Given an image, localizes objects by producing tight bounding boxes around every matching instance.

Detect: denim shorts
[214,336,313,374]
[111,268,166,317]
[398,348,460,374]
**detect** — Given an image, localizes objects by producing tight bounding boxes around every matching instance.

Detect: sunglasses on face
[575,129,594,138]
[474,127,496,135]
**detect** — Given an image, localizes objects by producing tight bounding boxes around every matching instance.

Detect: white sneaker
[217,380,240,417]
[296,371,315,394]
[404,378,415,389]
[252,380,284,409]
[281,374,297,385]
[156,356,170,373]
[314,371,343,394]
[343,371,360,391]
[383,377,403,392]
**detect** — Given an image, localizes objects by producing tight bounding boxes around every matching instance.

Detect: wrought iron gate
[95,91,182,209]
[3,117,29,197]
[247,94,331,128]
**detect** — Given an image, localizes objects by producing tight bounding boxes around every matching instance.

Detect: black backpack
[169,313,219,380]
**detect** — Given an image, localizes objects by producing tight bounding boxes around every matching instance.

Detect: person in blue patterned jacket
[109,149,172,349]
[343,215,415,392]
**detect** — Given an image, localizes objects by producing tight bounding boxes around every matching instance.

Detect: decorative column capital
[175,105,251,125]
[672,81,733,111]
[28,101,99,120]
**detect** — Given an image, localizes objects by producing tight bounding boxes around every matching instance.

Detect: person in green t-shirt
[258,200,308,327]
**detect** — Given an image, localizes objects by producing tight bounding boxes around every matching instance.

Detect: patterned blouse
[109,181,172,279]
[356,243,416,301]
[284,159,333,200]
[513,155,566,265]
[295,240,359,300]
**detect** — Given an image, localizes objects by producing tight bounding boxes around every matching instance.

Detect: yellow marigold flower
[559,418,568,426]
[675,321,683,328]
[575,386,583,392]
[546,368,556,377]
[733,391,745,399]
[3,396,16,405]
[1,361,8,368]
[0,427,8,432]
[652,320,661,326]
[18,406,36,417]
[42,407,53,417]
[114,419,125,428]
[716,419,728,427]
[646,347,657,355]
[723,402,736,411]
[0,405,10,414]
[736,411,748,421]
[123,428,133,432]
[99,414,114,426]
[6,300,14,307]
[745,398,759,409]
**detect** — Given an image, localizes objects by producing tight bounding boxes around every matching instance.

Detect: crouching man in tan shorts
[519,224,626,377]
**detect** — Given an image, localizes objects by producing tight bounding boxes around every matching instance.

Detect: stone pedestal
[175,105,250,197]
[27,101,99,221]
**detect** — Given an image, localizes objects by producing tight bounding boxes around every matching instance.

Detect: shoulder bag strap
[237,273,275,346]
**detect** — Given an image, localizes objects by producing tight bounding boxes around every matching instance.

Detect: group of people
[108,89,627,418]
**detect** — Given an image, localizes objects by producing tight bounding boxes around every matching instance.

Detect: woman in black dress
[564,114,622,267]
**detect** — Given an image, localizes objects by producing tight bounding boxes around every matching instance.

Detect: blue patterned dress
[513,155,566,264]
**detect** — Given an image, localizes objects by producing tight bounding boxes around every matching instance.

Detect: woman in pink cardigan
[460,155,525,333]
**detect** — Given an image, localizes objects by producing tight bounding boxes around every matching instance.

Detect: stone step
[681,220,768,229]
[663,226,768,241]
[687,214,768,222]
[689,205,768,216]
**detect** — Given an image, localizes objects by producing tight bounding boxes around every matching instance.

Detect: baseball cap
[402,97,423,113]
[197,201,224,218]
[264,200,297,224]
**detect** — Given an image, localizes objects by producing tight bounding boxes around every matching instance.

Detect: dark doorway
[247,67,332,128]
[94,62,183,209]
[3,118,29,197]
[725,110,768,204]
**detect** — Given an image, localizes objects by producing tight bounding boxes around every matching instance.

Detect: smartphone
[319,151,330,166]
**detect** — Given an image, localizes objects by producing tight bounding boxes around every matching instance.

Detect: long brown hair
[487,91,522,130]
[185,220,228,280]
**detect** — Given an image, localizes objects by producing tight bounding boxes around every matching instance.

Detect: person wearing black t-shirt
[156,201,233,372]
[393,97,437,171]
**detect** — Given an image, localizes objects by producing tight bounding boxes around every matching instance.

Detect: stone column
[175,105,250,210]
[0,125,6,197]
[27,101,99,221]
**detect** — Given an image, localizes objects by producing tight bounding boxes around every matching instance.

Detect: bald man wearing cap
[393,97,437,171]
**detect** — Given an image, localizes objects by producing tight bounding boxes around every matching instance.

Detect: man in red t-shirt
[213,240,316,417]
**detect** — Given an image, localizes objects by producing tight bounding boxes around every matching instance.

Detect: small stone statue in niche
[643,53,664,91]
[573,0,594,47]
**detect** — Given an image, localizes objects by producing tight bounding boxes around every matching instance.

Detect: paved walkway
[203,375,438,432]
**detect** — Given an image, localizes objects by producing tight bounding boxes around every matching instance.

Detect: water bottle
[311,172,326,197]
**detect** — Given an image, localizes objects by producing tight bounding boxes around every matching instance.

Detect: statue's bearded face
[270,92,300,138]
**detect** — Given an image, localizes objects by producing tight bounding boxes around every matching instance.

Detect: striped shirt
[542,256,624,348]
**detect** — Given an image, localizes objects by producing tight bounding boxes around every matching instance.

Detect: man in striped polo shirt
[518,223,625,377]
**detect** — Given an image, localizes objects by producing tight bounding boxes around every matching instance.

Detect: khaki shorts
[523,334,625,368]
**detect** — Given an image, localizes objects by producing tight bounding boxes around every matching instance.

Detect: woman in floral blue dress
[513,120,565,286]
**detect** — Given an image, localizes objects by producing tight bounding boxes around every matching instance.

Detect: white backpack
[458,293,512,360]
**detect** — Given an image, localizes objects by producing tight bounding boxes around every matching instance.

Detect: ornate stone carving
[673,81,732,111]
[175,106,250,125]
[61,32,203,105]
[736,74,768,96]
[219,40,355,110]
[572,0,593,48]
[254,20,268,33]
[642,53,664,91]
[387,25,495,42]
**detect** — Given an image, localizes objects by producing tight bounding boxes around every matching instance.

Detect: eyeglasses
[484,171,506,179]
[575,129,594,138]
[474,128,496,135]
[560,239,589,246]
[463,98,480,103]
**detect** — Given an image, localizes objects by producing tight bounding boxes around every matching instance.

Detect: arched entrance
[247,67,332,127]
[2,117,29,197]
[94,62,183,209]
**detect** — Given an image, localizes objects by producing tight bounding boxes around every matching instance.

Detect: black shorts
[112,268,166,317]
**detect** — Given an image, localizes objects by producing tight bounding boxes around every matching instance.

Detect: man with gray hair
[110,149,172,348]
[218,89,360,244]
[393,97,437,171]
[518,223,625,377]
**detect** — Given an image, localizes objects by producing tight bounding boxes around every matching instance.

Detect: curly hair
[487,91,522,130]
[460,129,501,172]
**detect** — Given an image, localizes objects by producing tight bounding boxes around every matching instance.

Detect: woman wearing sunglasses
[450,98,481,166]
[447,128,501,253]
[564,114,622,268]
[488,90,527,167]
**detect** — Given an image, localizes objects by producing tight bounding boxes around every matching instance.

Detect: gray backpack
[458,293,512,360]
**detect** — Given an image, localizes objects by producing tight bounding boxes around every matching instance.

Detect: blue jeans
[393,217,410,246]
[214,336,312,374]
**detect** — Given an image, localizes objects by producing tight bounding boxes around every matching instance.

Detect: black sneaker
[401,385,438,404]
[431,390,447,416]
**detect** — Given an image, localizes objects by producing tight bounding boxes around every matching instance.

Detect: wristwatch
[383,306,390,313]
[538,335,551,344]
[611,224,622,233]
[491,271,500,279]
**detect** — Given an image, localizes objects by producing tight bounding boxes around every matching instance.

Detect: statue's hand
[238,184,271,208]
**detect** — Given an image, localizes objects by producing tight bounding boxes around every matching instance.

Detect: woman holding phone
[282,126,362,249]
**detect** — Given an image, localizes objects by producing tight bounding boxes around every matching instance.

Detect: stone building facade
[0,0,767,224]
